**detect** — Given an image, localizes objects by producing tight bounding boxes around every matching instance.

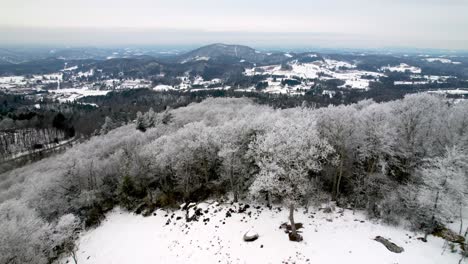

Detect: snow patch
[61,204,461,264]
[381,64,421,74]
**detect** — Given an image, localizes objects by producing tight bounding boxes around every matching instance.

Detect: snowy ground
[244,60,383,90]
[61,202,463,264]
[424,58,462,65]
[50,87,111,102]
[427,89,468,95]
[381,63,421,74]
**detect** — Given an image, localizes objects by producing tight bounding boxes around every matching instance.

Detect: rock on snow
[243,230,259,242]
[374,236,405,253]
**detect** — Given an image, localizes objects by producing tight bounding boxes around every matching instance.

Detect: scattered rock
[289,232,303,242]
[323,203,336,213]
[134,202,147,215]
[186,206,204,222]
[417,237,427,242]
[374,236,404,253]
[195,208,203,216]
[280,222,303,232]
[239,204,250,213]
[243,230,259,242]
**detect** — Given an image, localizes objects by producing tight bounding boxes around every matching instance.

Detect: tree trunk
[459,204,463,236]
[230,154,238,203]
[368,158,376,175]
[289,204,297,237]
[71,249,78,264]
[233,184,239,203]
[266,192,272,207]
[335,158,344,200]
[332,169,338,200]
[458,255,465,264]
[425,190,441,240]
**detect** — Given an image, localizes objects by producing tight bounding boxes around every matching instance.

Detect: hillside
[1,96,468,264]
[178,43,264,62]
[176,43,293,65]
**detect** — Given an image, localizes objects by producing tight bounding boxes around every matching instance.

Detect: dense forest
[0,87,412,161]
[1,94,468,263]
[0,83,435,140]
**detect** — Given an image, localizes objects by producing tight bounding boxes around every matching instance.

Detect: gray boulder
[374,236,404,253]
[243,230,259,242]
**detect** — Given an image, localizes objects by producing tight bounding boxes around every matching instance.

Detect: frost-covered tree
[446,101,468,149]
[100,116,117,135]
[316,104,359,200]
[0,200,50,264]
[136,108,158,132]
[352,102,397,211]
[135,111,146,132]
[250,112,334,241]
[45,213,80,263]
[0,201,78,264]
[218,142,246,202]
[215,119,258,202]
[418,146,468,239]
[357,101,396,174]
[146,122,219,200]
[390,94,448,178]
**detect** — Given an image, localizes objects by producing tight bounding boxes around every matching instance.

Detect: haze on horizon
[1,0,468,50]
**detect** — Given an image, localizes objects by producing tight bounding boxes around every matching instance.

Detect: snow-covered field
[424,58,462,65]
[182,56,210,63]
[394,81,429,85]
[0,76,27,85]
[394,75,456,86]
[0,74,62,87]
[61,202,462,264]
[381,63,421,74]
[427,89,468,95]
[50,87,111,102]
[244,60,382,90]
[153,84,175,91]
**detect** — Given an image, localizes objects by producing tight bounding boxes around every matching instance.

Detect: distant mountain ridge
[179,43,260,60]
[177,43,292,64]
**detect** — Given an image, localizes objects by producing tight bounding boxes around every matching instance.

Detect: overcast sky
[1,0,467,49]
